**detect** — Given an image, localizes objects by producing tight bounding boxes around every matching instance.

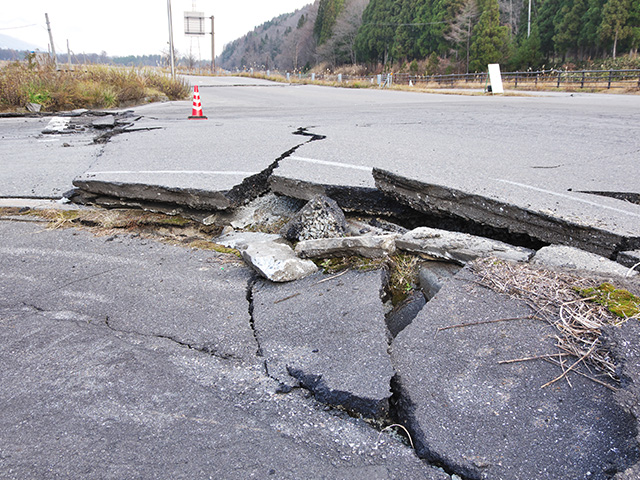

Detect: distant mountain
[219,3,319,71]
[0,33,44,52]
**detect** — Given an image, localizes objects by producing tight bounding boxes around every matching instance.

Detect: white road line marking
[87,170,258,176]
[288,156,372,172]
[495,179,640,218]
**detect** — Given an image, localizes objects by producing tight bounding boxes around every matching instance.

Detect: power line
[361,21,449,26]
[0,24,39,31]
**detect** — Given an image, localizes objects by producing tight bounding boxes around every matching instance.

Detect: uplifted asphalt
[4,76,639,258]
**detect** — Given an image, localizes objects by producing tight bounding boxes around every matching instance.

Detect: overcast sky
[0,0,313,59]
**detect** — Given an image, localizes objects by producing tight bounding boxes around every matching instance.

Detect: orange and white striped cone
[188,85,207,120]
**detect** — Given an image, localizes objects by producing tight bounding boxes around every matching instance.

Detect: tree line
[352,0,640,72]
[219,0,640,73]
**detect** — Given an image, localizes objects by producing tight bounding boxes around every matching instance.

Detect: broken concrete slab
[392,268,639,479]
[397,226,534,264]
[279,195,347,241]
[374,168,640,259]
[532,245,638,277]
[241,241,318,282]
[252,270,395,418]
[73,172,242,211]
[91,114,116,129]
[419,261,463,301]
[73,121,303,212]
[295,234,398,259]
[346,218,388,236]
[618,250,640,270]
[66,188,216,223]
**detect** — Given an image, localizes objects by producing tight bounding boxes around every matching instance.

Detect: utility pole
[45,13,57,69]
[466,15,471,74]
[67,39,72,71]
[527,0,532,37]
[167,0,176,78]
[211,15,215,74]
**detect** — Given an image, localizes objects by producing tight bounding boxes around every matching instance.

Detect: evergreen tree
[469,0,510,71]
[315,0,346,45]
[599,0,631,58]
[628,0,640,54]
[355,0,399,64]
[511,23,544,68]
[392,0,420,61]
[553,0,588,58]
[579,0,605,58]
[537,0,562,58]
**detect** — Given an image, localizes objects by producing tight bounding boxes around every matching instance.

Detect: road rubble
[3,186,640,479]
[3,97,640,478]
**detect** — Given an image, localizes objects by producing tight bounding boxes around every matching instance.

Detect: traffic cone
[188,85,207,120]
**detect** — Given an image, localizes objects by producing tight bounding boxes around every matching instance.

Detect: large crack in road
[4,105,640,478]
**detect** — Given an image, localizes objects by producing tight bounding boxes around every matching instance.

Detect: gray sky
[0,1,313,59]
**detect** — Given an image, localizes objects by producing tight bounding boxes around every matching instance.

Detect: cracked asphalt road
[2,76,640,478]
[0,220,442,479]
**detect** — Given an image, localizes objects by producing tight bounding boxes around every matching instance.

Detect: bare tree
[444,0,479,73]
[283,6,318,70]
[318,0,369,66]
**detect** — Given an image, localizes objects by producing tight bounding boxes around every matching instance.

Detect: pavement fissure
[4,80,640,479]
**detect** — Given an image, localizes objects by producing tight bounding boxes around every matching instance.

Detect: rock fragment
[397,227,534,264]
[91,115,116,129]
[241,241,317,283]
[532,245,637,277]
[295,234,397,259]
[252,270,394,418]
[279,195,347,241]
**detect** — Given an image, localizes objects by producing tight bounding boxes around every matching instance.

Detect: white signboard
[488,63,504,94]
[185,11,206,36]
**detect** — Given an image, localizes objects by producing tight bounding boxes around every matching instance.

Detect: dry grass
[315,252,422,305]
[472,258,639,384]
[0,61,190,112]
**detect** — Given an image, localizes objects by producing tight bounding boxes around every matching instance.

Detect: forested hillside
[218,0,640,73]
[218,5,318,71]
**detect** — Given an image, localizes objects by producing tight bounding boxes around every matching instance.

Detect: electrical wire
[0,24,39,30]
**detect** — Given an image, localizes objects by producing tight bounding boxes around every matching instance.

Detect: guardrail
[246,68,640,90]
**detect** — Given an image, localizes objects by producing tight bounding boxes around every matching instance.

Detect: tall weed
[0,60,190,112]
